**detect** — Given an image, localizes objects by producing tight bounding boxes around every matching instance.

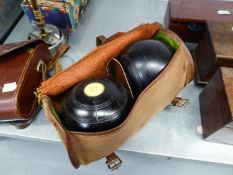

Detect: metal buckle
[37,60,47,81]
[171,97,189,107]
[106,153,122,171]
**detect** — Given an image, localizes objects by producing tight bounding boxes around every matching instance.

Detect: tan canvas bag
[38,24,194,169]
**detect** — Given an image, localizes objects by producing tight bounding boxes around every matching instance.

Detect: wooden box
[199,67,233,145]
[167,0,233,43]
[195,21,233,84]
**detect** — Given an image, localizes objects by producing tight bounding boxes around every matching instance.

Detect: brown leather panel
[0,92,16,119]
[170,0,233,23]
[0,39,49,120]
[17,44,50,118]
[0,51,29,120]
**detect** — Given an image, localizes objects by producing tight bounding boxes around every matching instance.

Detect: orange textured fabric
[40,23,160,96]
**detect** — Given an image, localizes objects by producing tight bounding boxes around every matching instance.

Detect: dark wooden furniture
[167,0,233,43]
[199,67,233,145]
[194,21,233,84]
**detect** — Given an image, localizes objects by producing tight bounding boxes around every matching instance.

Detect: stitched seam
[16,51,34,117]
[16,46,45,118]
[14,52,33,118]
[12,91,19,118]
[5,41,45,119]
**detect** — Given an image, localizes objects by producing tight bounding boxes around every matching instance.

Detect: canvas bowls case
[40,28,194,169]
[0,39,49,122]
[60,78,133,132]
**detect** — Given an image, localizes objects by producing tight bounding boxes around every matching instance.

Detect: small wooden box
[167,0,233,43]
[199,67,233,145]
[195,21,233,84]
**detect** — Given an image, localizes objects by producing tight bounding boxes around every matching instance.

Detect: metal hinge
[171,97,189,107]
[106,152,122,170]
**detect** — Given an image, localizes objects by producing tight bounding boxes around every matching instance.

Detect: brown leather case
[199,67,233,145]
[40,26,194,168]
[167,0,233,43]
[0,39,49,121]
[194,21,233,84]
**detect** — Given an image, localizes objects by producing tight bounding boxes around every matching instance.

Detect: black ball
[60,78,133,132]
[118,39,173,97]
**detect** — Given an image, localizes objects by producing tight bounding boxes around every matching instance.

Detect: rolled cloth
[39,23,160,96]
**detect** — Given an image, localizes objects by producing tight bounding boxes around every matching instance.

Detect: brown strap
[48,42,70,70]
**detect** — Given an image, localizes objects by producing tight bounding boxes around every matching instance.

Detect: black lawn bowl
[60,78,133,132]
[118,39,173,97]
